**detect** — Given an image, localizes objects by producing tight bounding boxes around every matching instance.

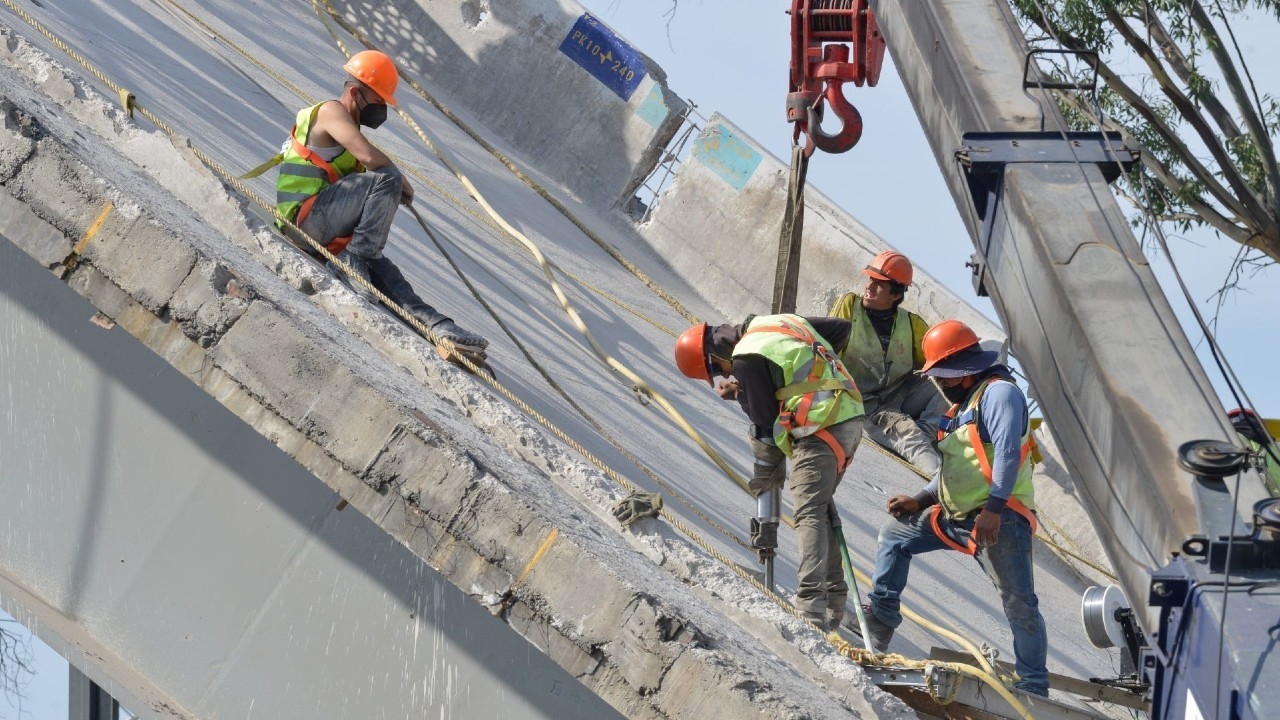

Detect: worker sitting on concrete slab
[274,50,486,351]
[829,251,943,475]
[674,315,865,629]
[863,319,1049,697]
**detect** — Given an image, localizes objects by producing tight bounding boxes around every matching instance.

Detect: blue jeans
[300,167,451,329]
[867,507,1049,696]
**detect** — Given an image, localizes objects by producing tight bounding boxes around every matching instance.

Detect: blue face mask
[359,101,387,129]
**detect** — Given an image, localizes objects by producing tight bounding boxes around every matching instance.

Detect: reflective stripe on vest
[733,314,863,463]
[840,298,915,398]
[276,102,363,225]
[933,376,1037,550]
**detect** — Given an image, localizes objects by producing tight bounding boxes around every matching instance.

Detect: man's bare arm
[313,100,394,169]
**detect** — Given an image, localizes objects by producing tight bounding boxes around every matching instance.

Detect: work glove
[749,433,787,496]
[612,490,663,529]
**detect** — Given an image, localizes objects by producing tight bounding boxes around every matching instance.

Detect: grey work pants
[863,373,946,475]
[789,418,863,623]
[299,165,402,258]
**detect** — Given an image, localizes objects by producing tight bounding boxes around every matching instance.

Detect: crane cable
[309,3,1032,709]
[308,0,761,501]
[0,2,1033,710]
[145,0,743,548]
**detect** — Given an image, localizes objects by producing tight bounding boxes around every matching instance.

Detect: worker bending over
[675,315,865,629]
[862,320,1049,697]
[829,251,943,474]
[275,50,485,350]
[1229,407,1280,497]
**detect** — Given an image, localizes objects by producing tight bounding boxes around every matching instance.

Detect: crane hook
[806,79,863,154]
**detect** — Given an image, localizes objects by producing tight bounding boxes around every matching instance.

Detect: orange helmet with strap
[675,322,712,385]
[343,50,400,106]
[863,250,913,287]
[920,319,980,373]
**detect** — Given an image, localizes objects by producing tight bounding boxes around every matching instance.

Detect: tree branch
[1138,2,1243,143]
[1187,1,1280,240]
[1103,4,1272,231]
[1017,6,1254,224]
[1054,89,1265,253]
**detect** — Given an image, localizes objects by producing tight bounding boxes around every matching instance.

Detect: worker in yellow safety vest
[273,50,485,350]
[861,319,1049,697]
[675,315,865,629]
[829,250,943,474]
[1228,408,1280,497]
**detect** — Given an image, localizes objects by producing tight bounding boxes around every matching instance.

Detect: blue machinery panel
[559,14,647,101]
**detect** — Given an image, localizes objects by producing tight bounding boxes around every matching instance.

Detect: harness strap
[240,152,283,180]
[775,377,849,399]
[966,423,1038,533]
[815,427,850,473]
[290,130,341,184]
[930,506,978,556]
[294,195,354,257]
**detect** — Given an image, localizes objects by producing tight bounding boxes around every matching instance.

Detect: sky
[580,0,1280,417]
[1,2,1277,718]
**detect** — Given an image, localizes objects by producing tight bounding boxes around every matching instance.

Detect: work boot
[800,609,827,629]
[826,607,845,631]
[431,319,488,350]
[329,249,377,303]
[860,603,895,652]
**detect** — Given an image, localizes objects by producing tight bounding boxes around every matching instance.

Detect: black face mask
[359,102,388,129]
[932,378,972,406]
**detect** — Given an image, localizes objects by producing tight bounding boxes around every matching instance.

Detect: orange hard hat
[863,250,913,287]
[920,319,981,375]
[343,50,400,106]
[675,322,712,385]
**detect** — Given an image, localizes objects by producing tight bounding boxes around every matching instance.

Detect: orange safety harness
[929,386,1037,555]
[746,318,859,472]
[287,128,362,256]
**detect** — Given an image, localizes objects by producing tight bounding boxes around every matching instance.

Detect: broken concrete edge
[0,30,910,719]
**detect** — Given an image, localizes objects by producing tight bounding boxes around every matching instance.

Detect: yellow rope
[0,5,1034,713]
[315,0,702,328]
[309,1,758,501]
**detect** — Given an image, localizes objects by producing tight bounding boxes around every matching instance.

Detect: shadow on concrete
[0,237,621,719]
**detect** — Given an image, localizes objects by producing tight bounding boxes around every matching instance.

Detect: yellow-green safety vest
[1243,437,1280,498]
[732,314,864,461]
[936,375,1036,526]
[829,295,927,398]
[275,102,363,225]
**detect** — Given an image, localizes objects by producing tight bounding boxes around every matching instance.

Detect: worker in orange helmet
[860,319,1048,696]
[675,314,865,630]
[274,50,486,351]
[829,250,943,475]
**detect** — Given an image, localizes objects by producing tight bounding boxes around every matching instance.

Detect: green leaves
[1010,0,1280,263]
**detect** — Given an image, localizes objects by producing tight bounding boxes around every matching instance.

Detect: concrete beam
[870,0,1258,618]
[0,30,904,720]
[638,113,1001,338]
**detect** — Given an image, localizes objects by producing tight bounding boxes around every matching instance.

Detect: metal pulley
[787,0,886,155]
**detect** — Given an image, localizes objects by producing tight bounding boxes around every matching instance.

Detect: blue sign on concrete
[559,14,647,101]
[692,125,763,191]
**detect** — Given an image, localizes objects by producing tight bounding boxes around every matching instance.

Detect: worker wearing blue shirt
[861,320,1049,698]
